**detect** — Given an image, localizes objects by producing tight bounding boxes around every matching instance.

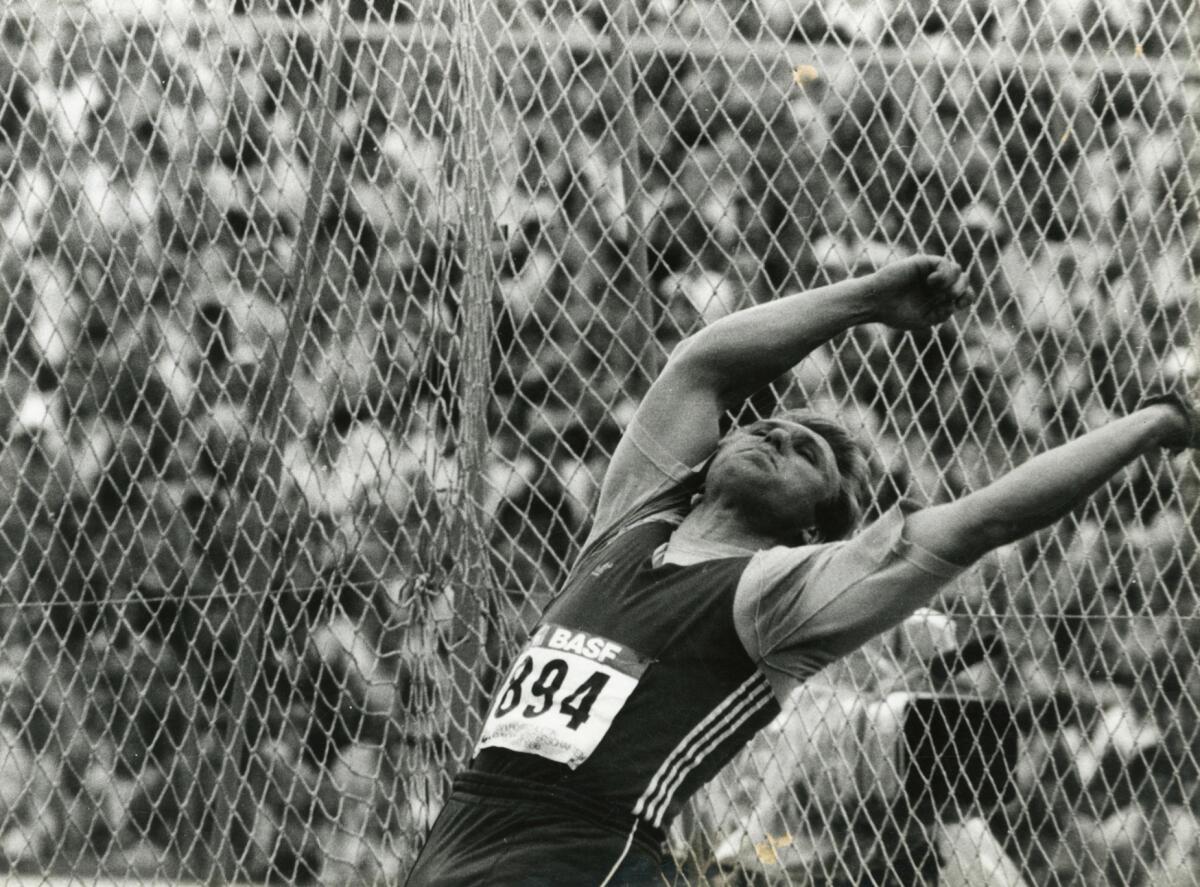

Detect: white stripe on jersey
[633,671,772,824]
[633,672,762,818]
[645,682,775,827]
[599,822,638,887]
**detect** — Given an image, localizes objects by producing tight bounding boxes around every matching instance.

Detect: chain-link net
[0,0,1196,883]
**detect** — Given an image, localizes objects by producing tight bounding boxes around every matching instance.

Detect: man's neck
[671,500,779,554]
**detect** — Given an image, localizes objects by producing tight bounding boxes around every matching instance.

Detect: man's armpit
[591,415,703,543]
[625,413,699,480]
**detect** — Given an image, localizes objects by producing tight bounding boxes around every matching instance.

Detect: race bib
[475,623,649,769]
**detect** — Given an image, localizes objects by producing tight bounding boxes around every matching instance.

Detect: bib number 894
[493,656,610,729]
[476,624,647,769]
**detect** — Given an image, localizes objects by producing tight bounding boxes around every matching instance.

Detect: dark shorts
[404,791,665,887]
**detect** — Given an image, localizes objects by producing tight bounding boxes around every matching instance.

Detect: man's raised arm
[596,256,970,516]
[906,396,1199,568]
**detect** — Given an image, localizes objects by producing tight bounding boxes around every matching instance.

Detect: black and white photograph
[0,0,1196,884]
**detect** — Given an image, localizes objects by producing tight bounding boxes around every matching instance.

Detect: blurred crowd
[0,0,1195,884]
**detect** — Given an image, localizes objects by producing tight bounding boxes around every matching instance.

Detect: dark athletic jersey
[408,421,964,884]
[470,486,782,839]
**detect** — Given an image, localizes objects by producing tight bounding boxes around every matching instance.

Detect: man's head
[702,409,872,546]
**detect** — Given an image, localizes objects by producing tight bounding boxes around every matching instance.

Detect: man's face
[705,417,843,537]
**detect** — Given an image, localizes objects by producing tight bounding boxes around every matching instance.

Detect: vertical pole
[444,0,500,778]
[1188,303,1199,600]
[212,3,349,882]
[606,0,657,386]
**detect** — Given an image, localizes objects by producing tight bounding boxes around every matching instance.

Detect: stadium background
[0,0,1196,883]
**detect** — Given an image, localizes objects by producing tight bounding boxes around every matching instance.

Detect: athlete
[405,255,1199,886]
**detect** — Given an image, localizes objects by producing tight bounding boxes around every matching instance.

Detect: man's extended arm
[907,402,1195,566]
[596,257,969,517]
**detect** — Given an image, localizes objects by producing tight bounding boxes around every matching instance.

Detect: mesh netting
[0,0,1196,883]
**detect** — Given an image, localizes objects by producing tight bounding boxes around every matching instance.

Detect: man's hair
[772,408,873,545]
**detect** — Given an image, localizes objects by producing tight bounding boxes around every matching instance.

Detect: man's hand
[869,255,972,330]
[1145,384,1200,452]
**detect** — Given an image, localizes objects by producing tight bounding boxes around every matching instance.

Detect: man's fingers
[927,259,967,295]
[938,264,975,311]
[884,255,973,327]
[923,284,973,323]
[926,262,954,290]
